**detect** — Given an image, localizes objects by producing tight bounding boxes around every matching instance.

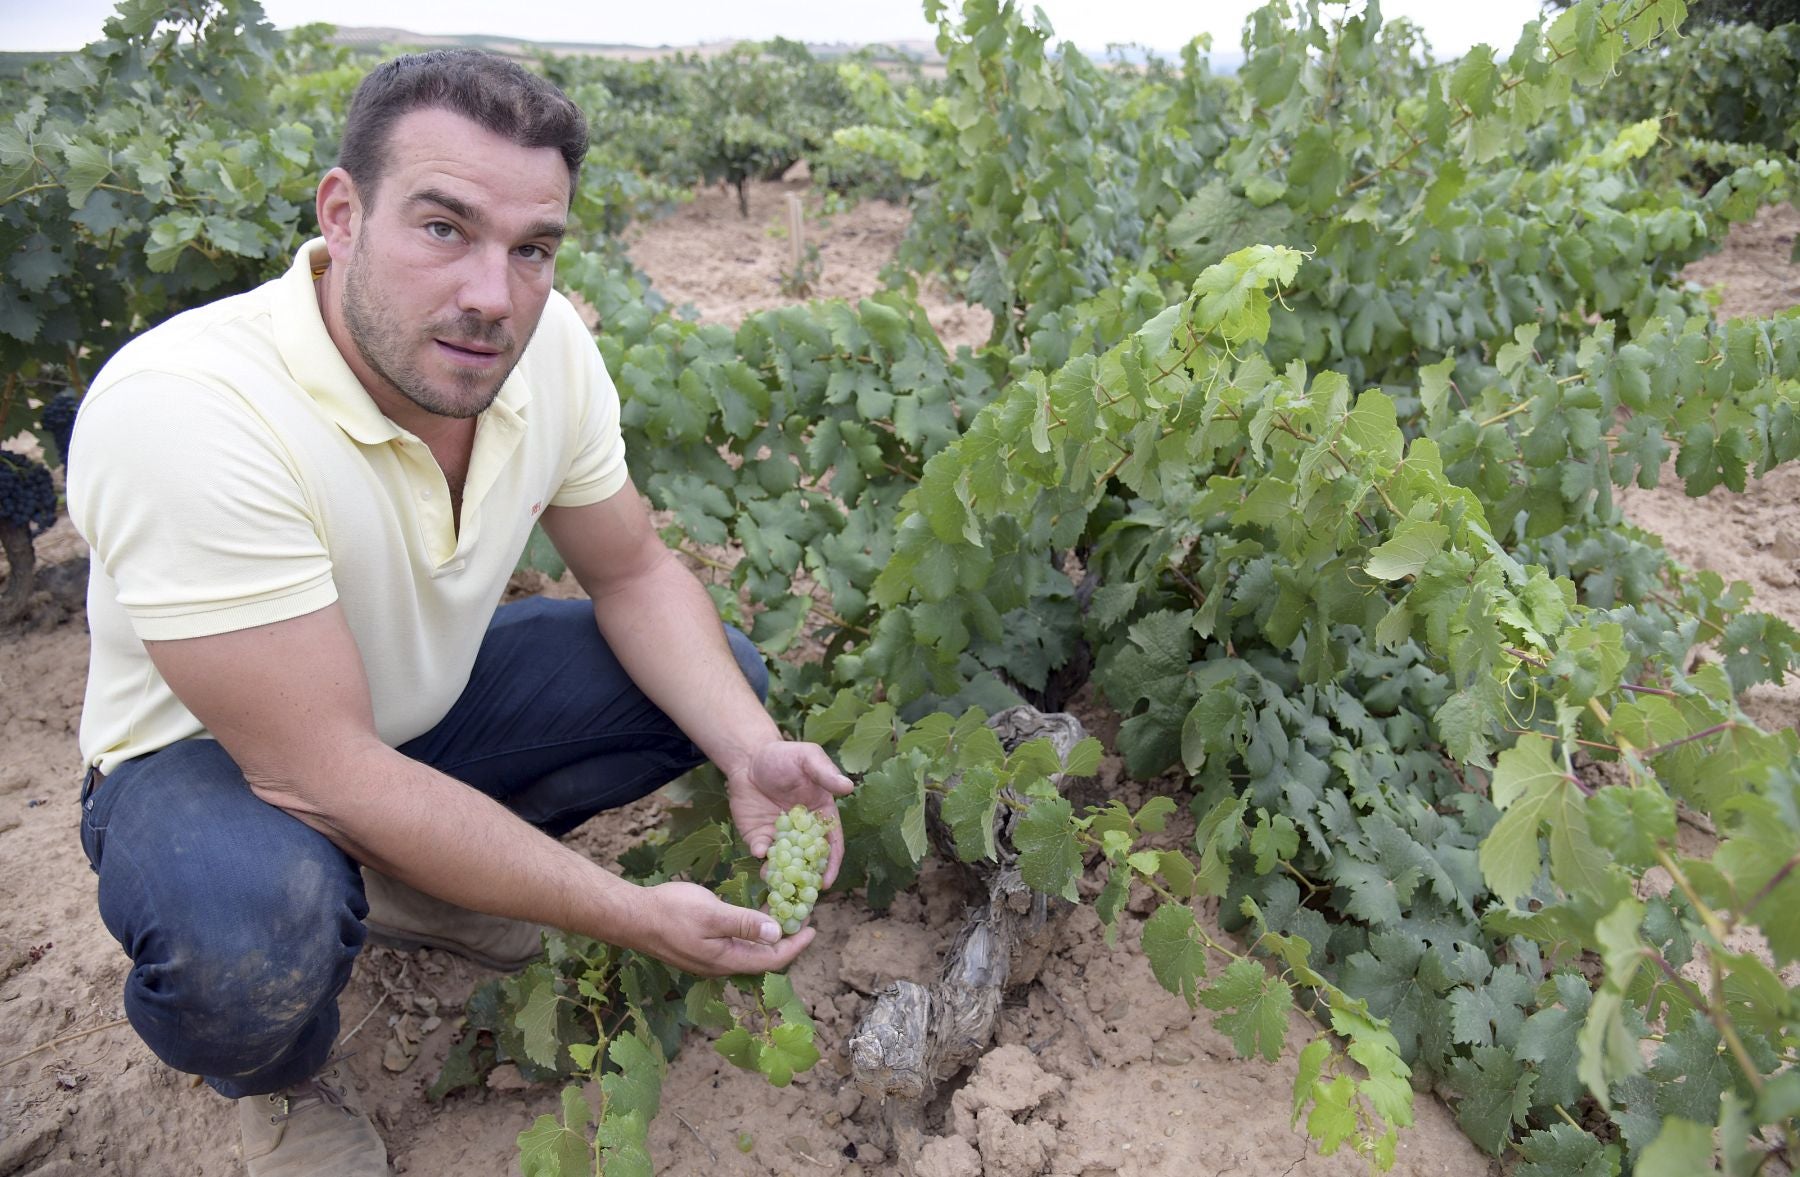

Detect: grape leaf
[1432,689,1491,768]
[1587,787,1674,872]
[1577,900,1649,1107]
[1515,1124,1620,1177]
[1142,902,1209,1006]
[517,1087,595,1177]
[661,821,736,880]
[595,1109,654,1177]
[1199,958,1293,1062]
[1249,808,1299,874]
[1482,734,1611,904]
[1648,1014,1736,1128]
[840,702,897,773]
[1063,736,1104,777]
[1330,856,1416,926]
[804,689,868,745]
[601,1033,665,1126]
[1633,1116,1713,1177]
[1340,931,1454,1069]
[1095,863,1130,937]
[1305,1074,1360,1156]
[1366,519,1450,581]
[1193,795,1248,897]
[1446,963,1533,1049]
[714,1026,757,1071]
[1015,794,1081,902]
[1447,1045,1534,1154]
[941,764,1001,861]
[758,1021,820,1087]
[1514,973,1592,1110]
[515,971,563,1071]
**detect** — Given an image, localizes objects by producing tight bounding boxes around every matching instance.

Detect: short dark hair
[338,50,587,206]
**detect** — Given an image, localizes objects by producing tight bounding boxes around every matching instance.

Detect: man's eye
[426,221,457,240]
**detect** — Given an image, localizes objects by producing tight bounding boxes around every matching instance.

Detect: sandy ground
[1,182,1794,1177]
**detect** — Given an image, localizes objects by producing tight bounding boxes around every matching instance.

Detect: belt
[81,764,105,810]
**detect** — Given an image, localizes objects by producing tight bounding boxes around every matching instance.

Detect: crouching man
[67,49,851,1175]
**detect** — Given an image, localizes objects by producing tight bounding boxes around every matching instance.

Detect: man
[67,51,851,1175]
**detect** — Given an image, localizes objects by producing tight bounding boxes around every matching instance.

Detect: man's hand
[728,741,855,888]
[633,881,815,975]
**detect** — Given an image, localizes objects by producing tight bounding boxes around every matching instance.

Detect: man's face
[336,107,570,420]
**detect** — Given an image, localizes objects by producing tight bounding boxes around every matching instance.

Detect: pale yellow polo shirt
[69,239,629,774]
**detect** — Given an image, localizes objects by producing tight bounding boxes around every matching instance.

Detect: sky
[5,0,1548,60]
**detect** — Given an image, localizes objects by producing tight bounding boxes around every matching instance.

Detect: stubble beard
[340,238,521,421]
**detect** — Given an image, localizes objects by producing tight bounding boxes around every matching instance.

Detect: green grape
[764,804,832,936]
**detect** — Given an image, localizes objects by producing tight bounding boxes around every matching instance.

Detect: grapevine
[510,3,1800,1170]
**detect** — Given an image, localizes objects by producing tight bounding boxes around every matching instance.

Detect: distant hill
[315,26,1242,75]
[0,51,63,80]
[317,26,945,65]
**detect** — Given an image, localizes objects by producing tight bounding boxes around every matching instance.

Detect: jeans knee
[724,624,769,702]
[124,855,361,1079]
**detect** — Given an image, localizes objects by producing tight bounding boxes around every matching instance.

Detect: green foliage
[518,4,1800,1170]
[542,40,892,220]
[431,780,824,1176]
[851,217,1800,1168]
[1550,0,1800,30]
[1581,20,1800,188]
[0,0,348,386]
[559,248,1004,719]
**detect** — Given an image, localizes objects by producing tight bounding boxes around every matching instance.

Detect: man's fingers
[721,903,782,945]
[822,822,845,889]
[805,745,855,794]
[706,925,813,976]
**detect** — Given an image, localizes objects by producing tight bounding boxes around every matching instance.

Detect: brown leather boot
[361,868,546,972]
[238,1061,388,1176]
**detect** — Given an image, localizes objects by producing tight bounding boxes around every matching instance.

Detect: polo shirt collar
[271,239,534,446]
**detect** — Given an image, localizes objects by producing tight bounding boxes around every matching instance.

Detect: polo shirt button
[421,489,433,499]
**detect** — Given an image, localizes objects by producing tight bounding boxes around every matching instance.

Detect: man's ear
[316,167,361,263]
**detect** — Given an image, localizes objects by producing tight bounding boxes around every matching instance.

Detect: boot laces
[268,1067,355,1124]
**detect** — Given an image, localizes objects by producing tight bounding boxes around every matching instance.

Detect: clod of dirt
[949,1043,1063,1139]
[914,1133,982,1177]
[485,1063,531,1091]
[973,1105,1055,1177]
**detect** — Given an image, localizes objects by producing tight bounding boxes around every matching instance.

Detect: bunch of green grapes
[764,806,829,935]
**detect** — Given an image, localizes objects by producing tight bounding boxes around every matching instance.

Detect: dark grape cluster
[40,393,78,470]
[0,451,58,536]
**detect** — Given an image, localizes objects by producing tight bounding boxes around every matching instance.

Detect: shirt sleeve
[542,294,631,508]
[68,372,338,642]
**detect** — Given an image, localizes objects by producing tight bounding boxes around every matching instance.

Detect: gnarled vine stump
[847,705,1091,1172]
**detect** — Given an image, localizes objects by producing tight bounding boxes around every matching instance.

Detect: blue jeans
[78,597,767,1099]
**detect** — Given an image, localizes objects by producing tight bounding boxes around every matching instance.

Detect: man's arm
[539,480,854,880]
[144,604,813,976]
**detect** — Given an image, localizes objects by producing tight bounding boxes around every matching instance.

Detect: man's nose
[457,247,514,320]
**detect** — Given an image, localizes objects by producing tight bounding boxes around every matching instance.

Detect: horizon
[5,0,1548,62]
